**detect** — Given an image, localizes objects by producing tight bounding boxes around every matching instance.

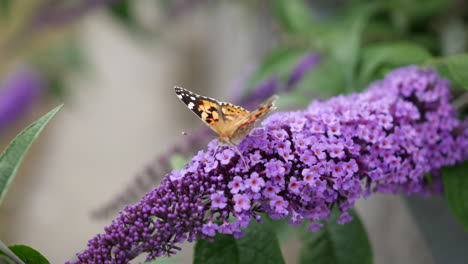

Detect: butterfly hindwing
[230,95,278,144]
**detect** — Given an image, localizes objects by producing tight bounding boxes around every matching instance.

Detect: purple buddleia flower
[71,66,468,263]
[286,53,321,89]
[210,192,227,209]
[0,67,42,131]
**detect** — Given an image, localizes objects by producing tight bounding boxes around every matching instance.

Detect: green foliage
[442,162,468,230]
[0,0,10,18]
[299,209,373,264]
[270,0,315,34]
[108,0,138,30]
[0,244,50,264]
[170,154,188,170]
[248,48,304,90]
[32,38,87,99]
[34,38,86,73]
[295,57,347,97]
[0,105,62,206]
[432,54,468,89]
[388,0,450,24]
[193,220,285,264]
[326,8,369,91]
[359,42,432,86]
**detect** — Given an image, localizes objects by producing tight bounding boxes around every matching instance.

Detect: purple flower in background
[286,53,321,89]
[71,66,467,263]
[249,77,280,103]
[0,67,42,131]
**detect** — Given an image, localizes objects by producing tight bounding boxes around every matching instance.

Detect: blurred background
[1,0,466,263]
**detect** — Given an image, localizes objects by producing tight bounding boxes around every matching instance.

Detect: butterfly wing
[175,86,250,137]
[230,95,278,144]
[175,86,277,145]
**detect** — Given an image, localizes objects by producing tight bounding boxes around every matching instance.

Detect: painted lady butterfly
[175,86,278,165]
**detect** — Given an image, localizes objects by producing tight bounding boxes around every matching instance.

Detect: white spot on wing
[188,102,195,109]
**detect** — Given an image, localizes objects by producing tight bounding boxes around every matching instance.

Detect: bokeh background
[1,0,464,263]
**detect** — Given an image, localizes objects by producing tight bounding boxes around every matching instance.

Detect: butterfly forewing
[175,87,229,135]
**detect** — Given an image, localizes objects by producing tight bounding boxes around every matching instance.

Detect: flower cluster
[70,66,467,263]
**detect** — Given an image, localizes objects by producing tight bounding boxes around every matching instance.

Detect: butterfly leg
[233,145,248,168]
[212,143,220,158]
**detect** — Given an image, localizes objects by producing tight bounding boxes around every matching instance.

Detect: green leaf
[388,0,449,23]
[248,48,304,90]
[0,245,50,264]
[270,0,314,33]
[109,0,134,26]
[0,0,11,18]
[261,213,299,243]
[299,209,373,264]
[442,162,468,230]
[0,255,15,264]
[170,154,188,170]
[0,240,23,264]
[275,92,311,110]
[325,3,382,91]
[295,57,347,96]
[0,105,62,206]
[359,42,432,86]
[435,54,468,89]
[194,219,285,264]
[33,37,87,72]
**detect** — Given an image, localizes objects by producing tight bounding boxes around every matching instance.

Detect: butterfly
[174,86,278,166]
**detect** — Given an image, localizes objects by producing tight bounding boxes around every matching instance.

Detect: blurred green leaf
[434,54,468,89]
[359,42,431,86]
[194,220,285,264]
[295,57,347,96]
[299,209,373,264]
[325,3,382,91]
[0,255,14,264]
[0,244,50,264]
[388,0,449,23]
[261,213,300,243]
[275,92,311,110]
[0,105,62,206]
[0,240,22,264]
[109,0,134,27]
[248,48,304,90]
[439,19,467,56]
[0,0,10,17]
[270,0,314,33]
[170,154,188,170]
[442,162,468,230]
[45,76,67,100]
[33,37,87,74]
